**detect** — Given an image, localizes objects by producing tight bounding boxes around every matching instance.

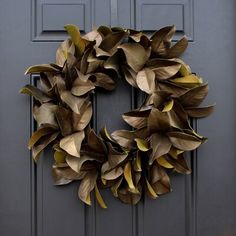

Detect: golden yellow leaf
[124,162,135,190]
[157,156,174,168]
[95,184,107,209]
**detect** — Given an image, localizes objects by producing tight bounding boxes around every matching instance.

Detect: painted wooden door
[0,0,235,235]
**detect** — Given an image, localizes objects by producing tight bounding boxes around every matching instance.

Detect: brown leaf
[83,30,103,46]
[25,64,61,75]
[151,25,176,56]
[87,129,107,154]
[167,131,202,151]
[71,70,95,96]
[102,162,123,180]
[111,130,136,150]
[122,109,150,129]
[55,106,73,136]
[52,165,82,185]
[166,155,191,174]
[149,133,172,164]
[136,68,156,94]
[78,171,98,205]
[158,81,187,97]
[92,73,116,91]
[33,103,58,127]
[111,177,123,197]
[59,131,85,157]
[186,105,214,118]
[28,125,57,149]
[121,65,138,88]
[146,59,181,80]
[20,85,52,103]
[107,143,128,168]
[166,36,188,58]
[118,43,149,72]
[179,83,209,107]
[150,163,171,195]
[73,100,93,131]
[148,108,170,133]
[104,52,120,73]
[60,90,86,114]
[32,131,59,162]
[56,39,75,66]
[118,186,141,205]
[66,155,95,173]
[99,31,127,55]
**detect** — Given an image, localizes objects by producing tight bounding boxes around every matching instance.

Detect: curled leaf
[95,184,107,209]
[20,85,52,103]
[64,24,86,56]
[167,132,202,151]
[124,162,135,190]
[118,43,148,72]
[136,68,156,94]
[60,131,85,157]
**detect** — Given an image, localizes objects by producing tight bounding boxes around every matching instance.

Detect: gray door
[1,0,235,236]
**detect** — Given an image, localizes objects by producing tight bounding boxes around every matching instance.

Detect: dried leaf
[32,131,59,162]
[118,43,148,72]
[102,162,123,180]
[78,171,97,205]
[134,151,142,171]
[56,39,75,66]
[123,109,150,129]
[111,130,135,150]
[166,36,188,58]
[179,83,209,107]
[25,64,61,75]
[71,71,95,96]
[28,125,57,149]
[60,131,85,157]
[95,184,107,208]
[20,85,52,103]
[99,31,127,54]
[135,138,149,152]
[33,103,58,127]
[167,131,202,151]
[146,178,158,199]
[186,105,214,118]
[124,162,135,190]
[162,99,174,112]
[151,25,176,56]
[122,65,138,87]
[64,24,86,56]
[149,133,172,164]
[171,74,202,88]
[146,59,181,80]
[148,108,170,132]
[136,68,156,94]
[157,156,173,169]
[118,186,141,205]
[107,143,128,168]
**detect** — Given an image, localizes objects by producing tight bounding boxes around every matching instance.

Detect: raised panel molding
[42,4,85,32]
[31,0,91,41]
[135,0,194,41]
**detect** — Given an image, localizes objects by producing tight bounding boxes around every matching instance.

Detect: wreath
[20,24,214,208]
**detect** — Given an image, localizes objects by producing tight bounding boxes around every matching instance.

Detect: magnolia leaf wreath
[20,24,214,208]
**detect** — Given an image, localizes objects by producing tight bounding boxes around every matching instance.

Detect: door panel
[0,0,235,236]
